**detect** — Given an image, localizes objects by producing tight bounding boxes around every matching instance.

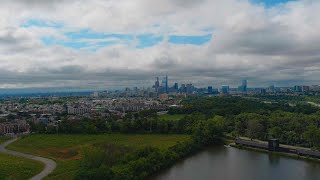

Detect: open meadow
[8,134,190,179]
[0,136,11,144]
[159,114,186,121]
[0,152,44,180]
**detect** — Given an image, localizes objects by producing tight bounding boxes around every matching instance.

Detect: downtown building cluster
[150,76,320,96]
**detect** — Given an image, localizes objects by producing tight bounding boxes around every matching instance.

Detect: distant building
[180,84,186,93]
[159,93,169,101]
[186,84,193,94]
[165,75,168,93]
[260,89,267,95]
[294,85,302,92]
[221,86,230,94]
[238,80,247,92]
[0,120,30,135]
[311,85,320,92]
[161,75,169,93]
[268,85,275,92]
[68,107,91,115]
[302,86,310,92]
[208,86,213,94]
[154,77,160,93]
[125,87,131,92]
[92,92,99,97]
[242,80,247,92]
[174,83,179,90]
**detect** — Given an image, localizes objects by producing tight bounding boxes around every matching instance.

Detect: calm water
[154,146,320,180]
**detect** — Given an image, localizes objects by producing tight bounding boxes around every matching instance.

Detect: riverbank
[230,143,320,163]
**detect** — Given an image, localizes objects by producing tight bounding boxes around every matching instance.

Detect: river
[154,146,320,180]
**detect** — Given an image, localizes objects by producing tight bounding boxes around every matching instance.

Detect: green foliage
[268,127,282,139]
[169,96,319,116]
[0,152,44,180]
[0,136,11,144]
[303,125,320,150]
[8,134,189,179]
[159,114,186,121]
[76,138,202,180]
[81,147,107,169]
[73,112,226,180]
[192,116,225,145]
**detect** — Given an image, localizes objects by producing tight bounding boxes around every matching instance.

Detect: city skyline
[0,75,319,94]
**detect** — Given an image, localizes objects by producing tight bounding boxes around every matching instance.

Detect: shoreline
[230,143,320,163]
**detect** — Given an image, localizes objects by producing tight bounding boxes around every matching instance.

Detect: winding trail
[0,138,57,180]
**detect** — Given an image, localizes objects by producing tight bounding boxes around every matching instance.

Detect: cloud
[0,0,319,90]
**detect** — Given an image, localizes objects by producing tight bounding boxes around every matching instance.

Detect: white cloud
[0,0,320,90]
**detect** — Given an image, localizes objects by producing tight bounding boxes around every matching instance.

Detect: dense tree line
[167,96,320,149]
[75,115,224,180]
[34,110,225,136]
[169,96,319,116]
[231,111,320,149]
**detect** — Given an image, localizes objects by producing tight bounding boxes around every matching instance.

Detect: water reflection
[154,146,320,180]
[268,154,280,165]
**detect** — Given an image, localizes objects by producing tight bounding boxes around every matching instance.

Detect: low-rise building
[0,120,30,135]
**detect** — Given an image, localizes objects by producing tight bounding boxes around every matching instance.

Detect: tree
[247,119,264,140]
[81,147,106,169]
[303,125,320,149]
[235,120,246,137]
[269,127,282,139]
[234,113,267,139]
[192,116,225,145]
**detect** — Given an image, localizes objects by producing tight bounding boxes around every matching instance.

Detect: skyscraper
[180,84,186,93]
[186,84,193,94]
[269,85,275,92]
[161,75,168,93]
[208,86,213,94]
[154,77,160,93]
[302,86,310,92]
[165,75,168,93]
[159,75,169,94]
[294,85,302,92]
[242,80,247,92]
[174,83,179,90]
[221,85,230,94]
[238,80,247,92]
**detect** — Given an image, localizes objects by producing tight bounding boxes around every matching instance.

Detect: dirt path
[0,138,56,180]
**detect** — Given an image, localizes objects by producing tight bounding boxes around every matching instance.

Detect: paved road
[0,138,57,180]
[308,101,320,107]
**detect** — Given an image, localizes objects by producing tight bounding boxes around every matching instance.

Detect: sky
[0,0,320,91]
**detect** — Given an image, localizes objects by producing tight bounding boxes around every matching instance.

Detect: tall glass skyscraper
[242,80,247,92]
[165,75,168,93]
[174,83,178,90]
[221,85,230,94]
[161,75,168,93]
[154,77,160,93]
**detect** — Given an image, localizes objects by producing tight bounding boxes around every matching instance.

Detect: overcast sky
[0,0,319,91]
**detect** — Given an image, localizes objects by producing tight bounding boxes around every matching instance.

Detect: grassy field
[0,136,11,144]
[8,134,190,180]
[0,153,44,180]
[159,114,186,121]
